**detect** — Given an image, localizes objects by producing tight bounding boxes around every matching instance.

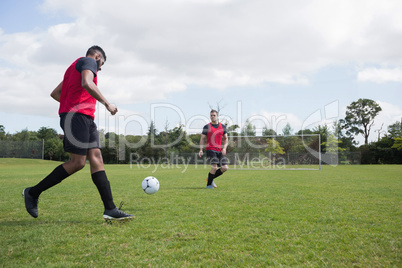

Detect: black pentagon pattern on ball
[143,178,151,192]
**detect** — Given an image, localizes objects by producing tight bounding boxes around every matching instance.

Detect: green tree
[241,120,256,136]
[365,136,402,164]
[37,127,58,140]
[392,137,402,150]
[149,121,157,136]
[226,124,240,134]
[44,138,58,160]
[37,127,67,161]
[0,125,6,140]
[13,129,39,141]
[296,129,313,135]
[387,120,402,138]
[263,127,277,136]
[320,135,346,165]
[312,124,330,152]
[136,121,164,162]
[276,124,303,155]
[341,98,382,145]
[277,135,303,154]
[102,132,119,164]
[333,120,356,151]
[265,138,285,154]
[165,125,187,153]
[282,123,293,135]
[321,135,346,153]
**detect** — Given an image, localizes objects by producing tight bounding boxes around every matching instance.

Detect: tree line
[1,98,401,164]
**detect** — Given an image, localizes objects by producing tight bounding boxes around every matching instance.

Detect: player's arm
[81,69,118,115]
[222,133,228,155]
[50,81,63,102]
[199,134,206,157]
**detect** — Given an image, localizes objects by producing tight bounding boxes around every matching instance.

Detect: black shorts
[60,113,100,155]
[207,150,229,167]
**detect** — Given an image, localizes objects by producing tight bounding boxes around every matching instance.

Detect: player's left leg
[214,164,228,178]
[87,148,134,221]
[205,150,219,188]
[87,148,115,210]
[213,152,229,180]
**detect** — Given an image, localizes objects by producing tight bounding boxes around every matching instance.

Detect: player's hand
[222,148,227,156]
[106,103,118,115]
[198,150,203,158]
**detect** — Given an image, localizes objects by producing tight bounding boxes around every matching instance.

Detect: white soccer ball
[142,176,160,194]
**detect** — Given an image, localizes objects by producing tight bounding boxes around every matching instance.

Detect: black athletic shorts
[60,113,100,155]
[206,150,229,167]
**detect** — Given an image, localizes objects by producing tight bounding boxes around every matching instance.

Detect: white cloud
[373,101,402,138]
[358,68,402,83]
[250,111,303,135]
[1,0,402,120]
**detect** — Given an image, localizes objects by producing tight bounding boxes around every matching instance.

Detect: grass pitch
[0,158,401,267]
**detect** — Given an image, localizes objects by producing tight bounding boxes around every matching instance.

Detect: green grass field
[0,158,400,267]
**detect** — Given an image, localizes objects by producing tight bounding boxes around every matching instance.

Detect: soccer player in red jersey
[199,110,229,189]
[23,46,134,221]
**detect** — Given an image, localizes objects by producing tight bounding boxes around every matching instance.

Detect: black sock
[214,169,223,179]
[207,172,215,186]
[29,164,70,198]
[91,170,115,210]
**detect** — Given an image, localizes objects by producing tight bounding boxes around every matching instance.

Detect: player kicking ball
[199,110,229,189]
[22,46,134,222]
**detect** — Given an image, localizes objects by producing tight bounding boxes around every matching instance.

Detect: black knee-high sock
[91,170,115,210]
[207,172,215,186]
[29,164,70,199]
[214,169,223,179]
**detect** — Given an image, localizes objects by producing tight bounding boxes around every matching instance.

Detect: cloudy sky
[0,0,401,144]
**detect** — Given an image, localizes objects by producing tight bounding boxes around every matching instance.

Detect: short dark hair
[210,109,218,115]
[86,45,107,61]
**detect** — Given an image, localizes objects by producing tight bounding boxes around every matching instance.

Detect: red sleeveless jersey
[59,58,98,120]
[206,123,224,151]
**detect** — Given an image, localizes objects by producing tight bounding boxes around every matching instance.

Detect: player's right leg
[23,113,95,218]
[208,153,228,187]
[22,187,39,218]
[23,165,70,218]
[22,154,85,218]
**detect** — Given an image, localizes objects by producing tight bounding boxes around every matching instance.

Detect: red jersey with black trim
[59,57,98,120]
[204,122,226,152]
